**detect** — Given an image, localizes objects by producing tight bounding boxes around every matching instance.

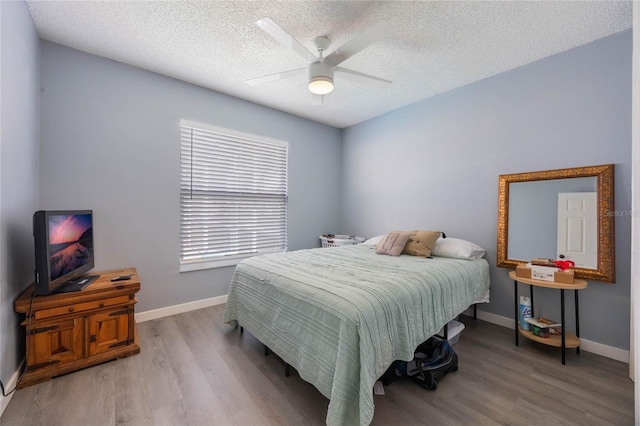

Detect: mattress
[223,243,490,425]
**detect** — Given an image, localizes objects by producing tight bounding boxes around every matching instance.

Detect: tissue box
[515,264,574,284]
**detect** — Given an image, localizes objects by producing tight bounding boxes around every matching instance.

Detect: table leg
[561,289,566,365]
[514,280,519,346]
[575,289,580,355]
[530,285,534,316]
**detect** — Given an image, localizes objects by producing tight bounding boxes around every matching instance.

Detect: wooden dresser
[14,268,140,388]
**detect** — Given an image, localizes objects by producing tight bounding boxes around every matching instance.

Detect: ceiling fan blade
[335,67,391,87]
[246,67,307,86]
[324,20,392,66]
[256,18,317,63]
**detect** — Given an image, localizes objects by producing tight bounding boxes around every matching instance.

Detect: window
[180,121,288,271]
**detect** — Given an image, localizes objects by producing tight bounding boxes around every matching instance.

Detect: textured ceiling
[26,1,632,129]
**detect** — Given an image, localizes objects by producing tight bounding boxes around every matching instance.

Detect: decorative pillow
[432,237,486,259]
[402,230,442,257]
[375,232,411,256]
[363,235,385,246]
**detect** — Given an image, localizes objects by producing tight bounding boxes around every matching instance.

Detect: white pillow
[432,237,485,259]
[363,235,385,246]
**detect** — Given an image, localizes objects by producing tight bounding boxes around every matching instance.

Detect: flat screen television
[33,210,98,295]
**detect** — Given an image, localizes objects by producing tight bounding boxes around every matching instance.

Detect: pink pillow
[375,232,411,256]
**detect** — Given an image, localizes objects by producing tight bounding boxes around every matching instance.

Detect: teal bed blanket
[223,244,490,426]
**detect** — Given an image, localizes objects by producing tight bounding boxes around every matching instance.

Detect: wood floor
[1,305,634,426]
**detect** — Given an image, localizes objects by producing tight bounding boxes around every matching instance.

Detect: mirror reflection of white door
[557,192,597,269]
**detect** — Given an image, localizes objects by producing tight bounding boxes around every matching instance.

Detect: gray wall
[39,42,343,312]
[342,30,632,350]
[0,11,631,391]
[0,1,40,386]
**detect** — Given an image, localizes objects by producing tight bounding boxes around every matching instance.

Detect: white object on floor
[373,380,385,395]
[439,319,466,345]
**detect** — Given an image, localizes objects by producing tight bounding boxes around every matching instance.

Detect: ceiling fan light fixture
[309,76,334,95]
[308,61,335,95]
[249,19,392,98]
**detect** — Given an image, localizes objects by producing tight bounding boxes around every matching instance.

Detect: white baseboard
[580,339,630,363]
[462,307,629,363]
[1,360,24,417]
[135,294,227,323]
[462,306,515,329]
[136,299,630,363]
[0,297,227,417]
[137,300,630,363]
[1,298,628,420]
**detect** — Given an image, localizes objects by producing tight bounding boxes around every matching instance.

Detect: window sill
[179,250,284,272]
[180,256,246,272]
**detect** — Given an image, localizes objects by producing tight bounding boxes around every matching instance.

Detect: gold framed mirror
[497,164,615,282]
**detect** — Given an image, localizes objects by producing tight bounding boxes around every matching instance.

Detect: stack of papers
[524,317,561,328]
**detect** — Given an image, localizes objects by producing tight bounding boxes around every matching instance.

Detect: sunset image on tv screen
[48,214,93,280]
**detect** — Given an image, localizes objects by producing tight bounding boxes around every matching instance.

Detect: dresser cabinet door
[29,318,84,369]
[87,308,131,356]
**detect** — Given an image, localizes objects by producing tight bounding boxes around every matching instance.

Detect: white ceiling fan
[246,18,392,102]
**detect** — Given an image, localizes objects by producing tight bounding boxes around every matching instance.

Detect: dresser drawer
[34,295,131,320]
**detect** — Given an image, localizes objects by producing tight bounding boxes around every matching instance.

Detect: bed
[223,242,490,426]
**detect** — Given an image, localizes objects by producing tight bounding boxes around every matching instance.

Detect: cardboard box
[554,269,575,284]
[515,263,532,279]
[515,263,574,284]
[531,264,558,281]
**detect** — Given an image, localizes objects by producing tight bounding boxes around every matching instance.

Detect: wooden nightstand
[14,268,140,388]
[510,270,588,365]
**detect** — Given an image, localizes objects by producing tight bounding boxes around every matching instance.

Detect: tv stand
[14,268,140,388]
[56,274,99,293]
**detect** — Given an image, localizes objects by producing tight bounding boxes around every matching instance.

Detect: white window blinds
[180,121,288,271]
